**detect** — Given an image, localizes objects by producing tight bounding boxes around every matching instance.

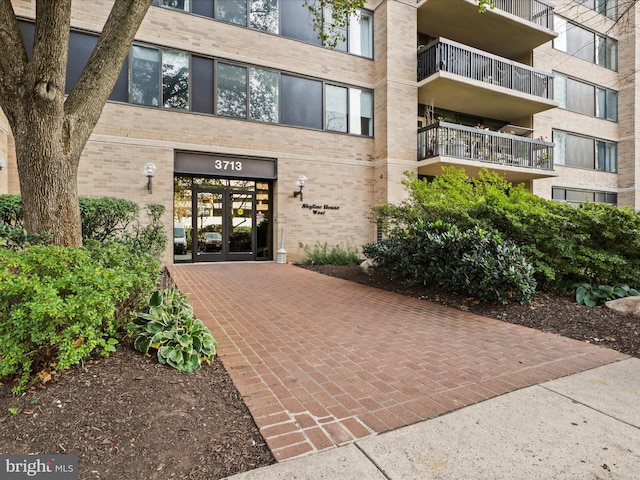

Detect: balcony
[417,0,557,59]
[418,121,557,183]
[418,38,557,122]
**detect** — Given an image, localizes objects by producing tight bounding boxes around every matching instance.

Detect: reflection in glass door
[174,176,272,263]
[229,192,254,259]
[194,191,223,260]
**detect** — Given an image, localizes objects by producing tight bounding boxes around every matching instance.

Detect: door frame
[192,187,257,262]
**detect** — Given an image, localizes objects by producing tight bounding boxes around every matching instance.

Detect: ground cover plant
[300,241,363,265]
[128,287,218,372]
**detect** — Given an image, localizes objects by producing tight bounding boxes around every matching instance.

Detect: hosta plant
[574,283,640,307]
[128,288,217,372]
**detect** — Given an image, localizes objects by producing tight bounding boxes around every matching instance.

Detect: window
[151,0,372,58]
[281,0,322,46]
[281,75,323,129]
[566,77,594,115]
[323,5,348,51]
[575,0,618,19]
[152,0,190,11]
[162,50,189,109]
[553,131,617,172]
[250,0,278,33]
[554,73,617,121]
[597,140,617,172]
[216,0,247,26]
[553,187,617,205]
[216,63,247,118]
[192,56,215,114]
[66,31,98,95]
[324,7,373,57]
[349,88,373,136]
[131,46,160,106]
[325,85,348,132]
[554,16,617,70]
[597,87,618,121]
[280,1,372,57]
[52,21,373,135]
[349,11,373,58]
[597,35,617,70]
[249,67,279,122]
[131,46,190,109]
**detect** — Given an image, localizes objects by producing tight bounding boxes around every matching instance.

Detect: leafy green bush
[0,195,23,226]
[0,244,160,393]
[300,241,363,265]
[79,197,139,242]
[128,288,217,372]
[574,283,639,307]
[373,168,640,290]
[0,195,166,251]
[363,220,536,304]
[0,223,50,250]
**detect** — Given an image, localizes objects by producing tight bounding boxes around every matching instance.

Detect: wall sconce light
[143,162,156,194]
[293,175,307,201]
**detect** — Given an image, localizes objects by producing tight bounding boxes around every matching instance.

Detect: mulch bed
[1,264,639,479]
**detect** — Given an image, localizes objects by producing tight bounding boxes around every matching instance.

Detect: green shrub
[0,195,23,226]
[574,283,639,307]
[300,241,363,265]
[0,223,51,250]
[0,244,160,393]
[373,168,640,290]
[128,288,217,372]
[363,220,536,304]
[0,195,166,251]
[79,197,139,242]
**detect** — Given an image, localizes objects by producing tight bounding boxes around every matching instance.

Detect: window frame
[553,15,618,71]
[553,130,617,173]
[552,186,617,205]
[150,0,374,59]
[553,72,618,121]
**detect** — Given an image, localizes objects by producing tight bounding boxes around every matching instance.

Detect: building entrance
[174,177,272,263]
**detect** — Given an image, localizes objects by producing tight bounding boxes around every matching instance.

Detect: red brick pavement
[168,263,627,462]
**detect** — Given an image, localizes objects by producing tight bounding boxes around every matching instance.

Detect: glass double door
[193,189,255,262]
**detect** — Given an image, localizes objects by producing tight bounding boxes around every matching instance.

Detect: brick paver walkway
[169,263,627,462]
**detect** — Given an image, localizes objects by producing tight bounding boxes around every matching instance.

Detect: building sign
[175,151,277,179]
[302,203,340,215]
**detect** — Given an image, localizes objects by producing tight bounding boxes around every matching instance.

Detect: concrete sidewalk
[225,358,640,479]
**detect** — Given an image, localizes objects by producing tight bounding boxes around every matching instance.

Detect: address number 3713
[214,160,242,171]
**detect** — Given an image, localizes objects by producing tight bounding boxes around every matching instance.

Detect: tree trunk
[0,0,153,246]
[14,114,83,246]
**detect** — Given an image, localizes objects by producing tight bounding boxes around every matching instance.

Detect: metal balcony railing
[417,38,554,100]
[494,0,554,29]
[418,121,554,171]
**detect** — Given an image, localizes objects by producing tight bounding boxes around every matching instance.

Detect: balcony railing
[494,0,554,29]
[418,121,554,171]
[417,38,554,100]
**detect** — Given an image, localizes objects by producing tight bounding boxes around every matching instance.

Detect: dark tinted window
[66,31,98,95]
[280,0,321,45]
[110,58,129,103]
[192,56,215,114]
[18,21,34,60]
[281,75,322,129]
[192,0,214,17]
